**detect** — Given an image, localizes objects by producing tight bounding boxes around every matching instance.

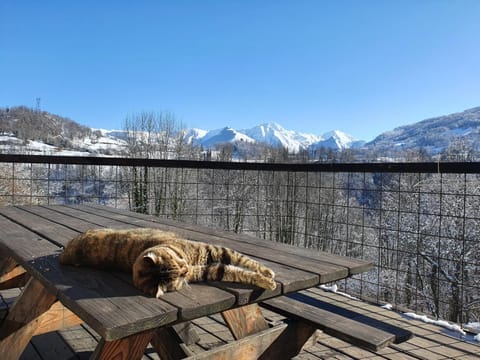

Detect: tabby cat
[59,228,276,298]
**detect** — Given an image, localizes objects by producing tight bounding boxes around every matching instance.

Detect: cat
[59,228,276,298]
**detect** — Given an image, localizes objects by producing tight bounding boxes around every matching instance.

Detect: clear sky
[1,1,479,141]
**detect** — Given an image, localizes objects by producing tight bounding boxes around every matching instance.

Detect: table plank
[0,206,79,246]
[58,205,347,284]
[19,207,282,304]
[160,284,236,321]
[10,206,243,318]
[39,205,321,297]
[0,278,57,360]
[0,212,178,341]
[87,204,373,275]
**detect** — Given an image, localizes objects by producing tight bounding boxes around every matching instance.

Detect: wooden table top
[0,205,373,341]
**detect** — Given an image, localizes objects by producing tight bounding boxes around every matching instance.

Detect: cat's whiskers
[155,285,165,298]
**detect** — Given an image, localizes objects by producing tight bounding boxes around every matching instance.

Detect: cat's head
[133,245,189,298]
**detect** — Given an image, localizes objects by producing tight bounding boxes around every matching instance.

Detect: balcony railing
[1,154,479,324]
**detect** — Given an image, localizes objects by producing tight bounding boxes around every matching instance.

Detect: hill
[0,106,92,148]
[367,107,480,155]
[0,106,128,155]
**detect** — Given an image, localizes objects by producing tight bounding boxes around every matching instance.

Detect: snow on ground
[403,312,466,336]
[27,140,57,152]
[381,303,393,310]
[320,284,480,344]
[401,312,480,343]
[319,283,359,300]
[0,134,21,143]
[0,133,126,156]
[55,149,98,156]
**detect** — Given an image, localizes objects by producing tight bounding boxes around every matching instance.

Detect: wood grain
[34,206,289,305]
[0,264,29,290]
[0,253,17,275]
[33,300,83,336]
[0,204,377,359]
[259,320,318,360]
[262,296,397,351]
[159,283,236,321]
[151,326,194,359]
[91,329,155,360]
[67,205,349,284]
[87,204,373,275]
[0,278,57,360]
[172,321,200,345]
[0,209,178,341]
[184,323,288,360]
[221,303,269,340]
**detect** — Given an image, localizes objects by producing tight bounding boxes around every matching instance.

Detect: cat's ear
[143,253,156,265]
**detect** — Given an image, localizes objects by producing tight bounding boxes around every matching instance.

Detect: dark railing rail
[1,154,479,324]
[2,153,480,173]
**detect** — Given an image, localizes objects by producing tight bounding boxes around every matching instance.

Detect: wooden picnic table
[0,205,373,360]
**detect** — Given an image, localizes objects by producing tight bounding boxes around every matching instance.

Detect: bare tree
[122,111,198,214]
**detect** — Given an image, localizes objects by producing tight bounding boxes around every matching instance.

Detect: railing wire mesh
[1,154,479,324]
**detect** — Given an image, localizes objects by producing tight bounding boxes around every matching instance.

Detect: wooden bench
[261,293,412,352]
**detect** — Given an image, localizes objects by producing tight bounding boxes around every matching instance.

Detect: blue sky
[1,1,479,141]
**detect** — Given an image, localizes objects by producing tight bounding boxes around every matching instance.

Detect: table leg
[258,320,318,360]
[171,322,200,345]
[151,326,194,359]
[0,277,57,360]
[91,329,155,360]
[221,303,269,340]
[182,323,288,360]
[0,255,29,290]
[0,254,17,274]
[33,301,83,336]
[221,303,319,359]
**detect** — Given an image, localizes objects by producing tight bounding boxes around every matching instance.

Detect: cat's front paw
[256,275,277,291]
[265,277,277,290]
[260,267,275,279]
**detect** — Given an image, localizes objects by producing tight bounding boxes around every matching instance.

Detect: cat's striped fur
[59,228,276,298]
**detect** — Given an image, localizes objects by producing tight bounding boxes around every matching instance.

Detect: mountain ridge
[2,105,480,159]
[191,122,359,152]
[366,106,480,154]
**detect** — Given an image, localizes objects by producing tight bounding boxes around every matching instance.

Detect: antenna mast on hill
[35,98,41,113]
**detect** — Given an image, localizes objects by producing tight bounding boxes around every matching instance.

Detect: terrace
[0,154,479,359]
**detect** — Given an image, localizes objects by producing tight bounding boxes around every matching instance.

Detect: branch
[418,252,459,283]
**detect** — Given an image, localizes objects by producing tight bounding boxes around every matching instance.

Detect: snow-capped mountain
[310,130,365,150]
[241,123,322,153]
[193,127,255,148]
[184,128,208,144]
[0,106,363,155]
[366,106,480,154]
[187,123,360,152]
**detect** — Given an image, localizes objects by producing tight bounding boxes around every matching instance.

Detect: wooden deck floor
[2,287,478,360]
